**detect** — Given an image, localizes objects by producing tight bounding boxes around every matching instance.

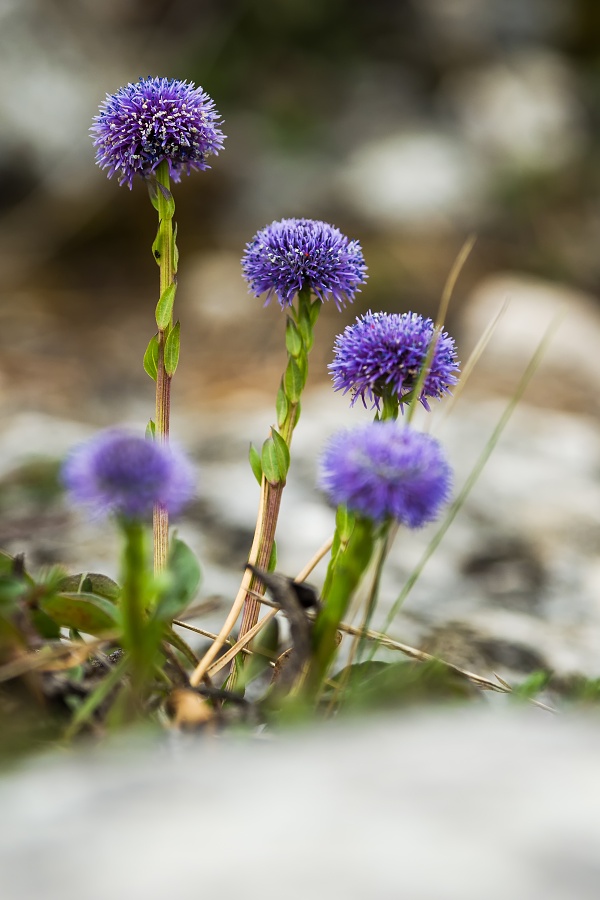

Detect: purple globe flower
[91,77,225,188]
[241,218,367,309]
[330,311,460,410]
[62,429,195,520]
[318,422,452,527]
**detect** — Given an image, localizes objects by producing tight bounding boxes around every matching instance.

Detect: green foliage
[261,427,290,483]
[143,333,159,381]
[154,538,201,622]
[164,321,181,376]
[284,357,305,403]
[155,283,177,330]
[248,443,263,486]
[40,592,120,636]
[58,573,121,602]
[331,659,478,712]
[275,381,289,429]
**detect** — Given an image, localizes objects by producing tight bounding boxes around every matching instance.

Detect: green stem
[355,521,396,662]
[152,161,177,574]
[121,519,151,709]
[308,516,374,695]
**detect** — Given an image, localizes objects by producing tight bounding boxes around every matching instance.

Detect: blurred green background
[0,0,599,422]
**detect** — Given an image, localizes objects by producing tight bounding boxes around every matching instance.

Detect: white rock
[336,130,486,227]
[2,709,600,900]
[458,272,600,409]
[444,50,586,172]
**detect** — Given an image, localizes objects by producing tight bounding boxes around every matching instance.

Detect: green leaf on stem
[284,357,305,403]
[40,592,120,636]
[146,419,156,440]
[147,178,161,212]
[155,283,177,330]
[249,443,263,486]
[268,540,277,572]
[164,321,181,376]
[261,427,290,484]
[152,227,162,265]
[143,334,159,381]
[173,222,179,272]
[154,537,201,622]
[285,316,303,358]
[276,380,289,429]
[157,183,176,220]
[298,317,314,353]
[309,300,321,327]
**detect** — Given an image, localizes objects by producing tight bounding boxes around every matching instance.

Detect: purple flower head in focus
[91,77,225,188]
[241,218,367,309]
[318,422,452,527]
[330,311,460,411]
[62,429,195,521]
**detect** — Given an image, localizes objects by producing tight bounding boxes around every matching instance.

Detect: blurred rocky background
[2,0,600,687]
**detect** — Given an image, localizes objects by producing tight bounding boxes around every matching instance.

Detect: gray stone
[2,709,600,900]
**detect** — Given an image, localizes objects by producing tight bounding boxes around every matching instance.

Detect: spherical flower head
[62,429,196,521]
[318,422,452,528]
[241,218,367,309]
[330,311,460,410]
[91,76,225,188]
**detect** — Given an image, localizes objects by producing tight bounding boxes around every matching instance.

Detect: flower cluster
[62,430,195,520]
[319,422,452,527]
[241,218,367,309]
[91,77,225,188]
[330,311,459,410]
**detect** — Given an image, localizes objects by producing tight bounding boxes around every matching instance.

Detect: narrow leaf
[157,184,176,220]
[146,419,156,440]
[285,316,303,358]
[152,226,162,265]
[164,321,181,376]
[173,222,179,272]
[261,428,290,484]
[249,443,263,486]
[276,381,289,429]
[155,283,177,330]
[147,178,160,212]
[143,333,159,381]
[284,357,305,403]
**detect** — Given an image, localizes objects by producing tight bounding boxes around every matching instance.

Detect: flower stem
[120,519,151,710]
[228,288,320,687]
[151,161,178,574]
[308,515,374,694]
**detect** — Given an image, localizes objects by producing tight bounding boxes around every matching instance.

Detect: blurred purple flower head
[329,311,460,410]
[318,422,452,527]
[62,429,195,521]
[91,77,225,188]
[241,218,367,309]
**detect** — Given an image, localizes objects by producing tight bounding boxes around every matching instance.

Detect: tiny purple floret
[329,311,460,410]
[62,429,196,521]
[318,422,452,527]
[91,76,225,188]
[241,218,367,309]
